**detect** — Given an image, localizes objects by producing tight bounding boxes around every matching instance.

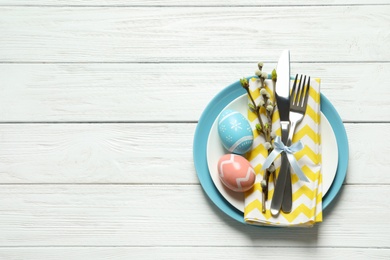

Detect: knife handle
[270,122,290,216]
[270,152,289,216]
[282,168,292,213]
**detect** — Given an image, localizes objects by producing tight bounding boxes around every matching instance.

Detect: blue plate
[193,78,349,224]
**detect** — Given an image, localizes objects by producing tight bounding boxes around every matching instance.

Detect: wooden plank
[0,123,197,184]
[1,1,389,6]
[0,6,389,62]
[0,63,388,122]
[0,247,389,260]
[0,123,387,184]
[0,184,387,247]
[346,123,389,184]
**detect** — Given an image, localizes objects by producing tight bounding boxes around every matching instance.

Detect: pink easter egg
[217,154,256,192]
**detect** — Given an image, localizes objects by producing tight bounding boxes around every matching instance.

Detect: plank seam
[0,121,388,124]
[0,183,387,186]
[0,61,389,64]
[0,245,388,249]
[0,4,389,8]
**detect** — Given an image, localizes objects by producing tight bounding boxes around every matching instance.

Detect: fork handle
[281,122,298,213]
[286,121,297,147]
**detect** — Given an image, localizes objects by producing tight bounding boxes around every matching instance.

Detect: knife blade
[270,50,291,216]
[281,66,294,213]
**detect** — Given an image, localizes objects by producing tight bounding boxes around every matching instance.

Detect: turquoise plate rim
[193,77,349,224]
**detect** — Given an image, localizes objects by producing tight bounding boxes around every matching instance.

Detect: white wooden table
[1,1,389,259]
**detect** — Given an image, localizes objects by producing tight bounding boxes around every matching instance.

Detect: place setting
[193,50,349,227]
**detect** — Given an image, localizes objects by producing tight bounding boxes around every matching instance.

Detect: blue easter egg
[217,109,253,154]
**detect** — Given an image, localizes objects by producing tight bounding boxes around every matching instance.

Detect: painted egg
[218,154,256,192]
[218,109,253,154]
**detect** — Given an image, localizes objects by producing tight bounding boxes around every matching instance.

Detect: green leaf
[240,77,249,88]
[248,103,256,112]
[271,69,277,81]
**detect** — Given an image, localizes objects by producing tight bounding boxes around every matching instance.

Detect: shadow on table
[203,183,346,246]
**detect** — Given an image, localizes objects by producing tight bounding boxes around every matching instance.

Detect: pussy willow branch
[245,88,266,135]
[263,78,278,205]
[241,72,277,213]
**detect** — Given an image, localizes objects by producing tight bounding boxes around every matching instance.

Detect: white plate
[206,94,338,212]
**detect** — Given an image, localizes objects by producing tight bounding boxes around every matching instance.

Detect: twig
[240,65,278,213]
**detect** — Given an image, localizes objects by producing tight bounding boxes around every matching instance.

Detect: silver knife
[270,50,291,216]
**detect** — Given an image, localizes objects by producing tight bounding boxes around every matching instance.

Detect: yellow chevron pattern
[244,77,322,227]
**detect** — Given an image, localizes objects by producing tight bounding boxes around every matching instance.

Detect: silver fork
[281,74,311,213]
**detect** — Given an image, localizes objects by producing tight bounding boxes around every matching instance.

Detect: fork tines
[291,74,311,109]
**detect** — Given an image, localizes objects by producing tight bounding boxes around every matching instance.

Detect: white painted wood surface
[1,63,389,122]
[1,6,389,62]
[0,1,389,259]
